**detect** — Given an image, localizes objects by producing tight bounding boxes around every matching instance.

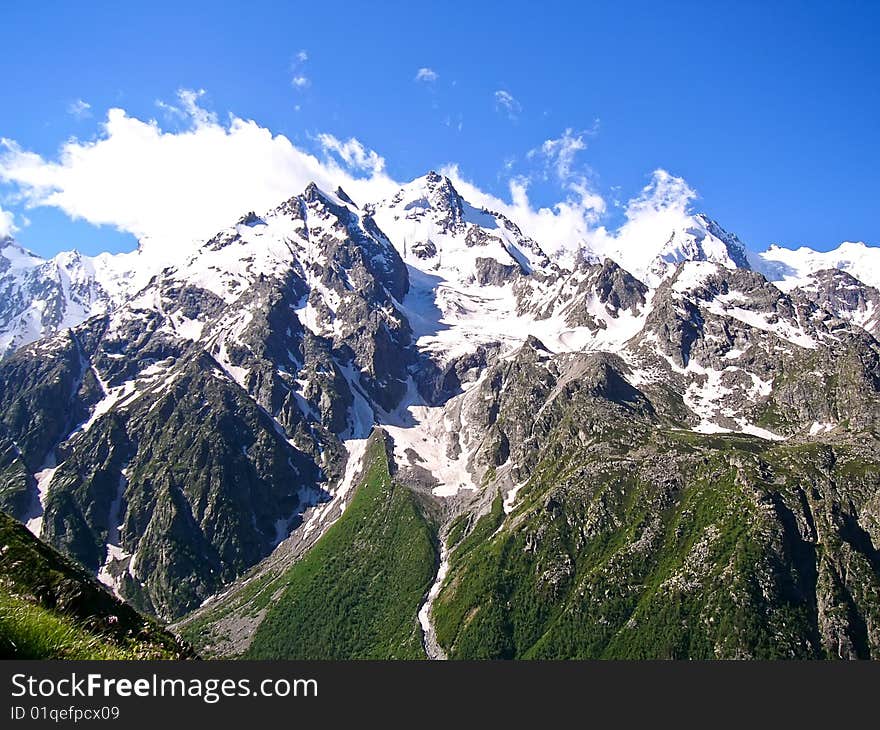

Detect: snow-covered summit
[608,212,750,287]
[367,172,552,285]
[1,238,44,271]
[754,240,880,291]
[0,234,170,359]
[1,241,113,358]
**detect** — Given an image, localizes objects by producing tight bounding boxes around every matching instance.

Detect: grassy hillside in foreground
[243,431,436,659]
[0,510,194,659]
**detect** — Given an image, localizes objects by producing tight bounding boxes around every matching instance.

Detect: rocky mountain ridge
[1,172,879,657]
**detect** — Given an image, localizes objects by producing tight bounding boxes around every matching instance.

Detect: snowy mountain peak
[382,171,466,234]
[302,181,353,211]
[651,214,750,283]
[755,239,880,291]
[367,172,551,287]
[0,237,120,359]
[422,169,458,194]
[605,211,751,289]
[1,238,45,272]
[335,186,358,208]
[693,214,750,263]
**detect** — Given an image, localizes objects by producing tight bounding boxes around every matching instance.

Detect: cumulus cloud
[623,169,696,221]
[67,99,92,119]
[589,169,699,274]
[494,90,521,120]
[0,90,702,277]
[296,50,308,63]
[415,67,438,82]
[442,164,700,271]
[0,90,397,258]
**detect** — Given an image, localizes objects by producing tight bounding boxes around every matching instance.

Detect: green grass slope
[0,510,194,659]
[244,431,436,659]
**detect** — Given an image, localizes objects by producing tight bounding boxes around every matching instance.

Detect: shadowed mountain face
[2,173,880,658]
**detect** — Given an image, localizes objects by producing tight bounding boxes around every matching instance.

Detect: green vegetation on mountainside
[244,432,436,659]
[0,510,193,659]
[431,433,880,659]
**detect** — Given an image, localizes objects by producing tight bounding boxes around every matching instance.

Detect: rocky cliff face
[0,183,419,619]
[2,172,880,657]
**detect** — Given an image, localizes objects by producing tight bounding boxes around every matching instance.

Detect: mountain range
[1,171,879,659]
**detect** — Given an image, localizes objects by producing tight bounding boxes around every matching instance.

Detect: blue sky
[0,0,878,258]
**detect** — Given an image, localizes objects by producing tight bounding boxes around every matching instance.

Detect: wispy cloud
[442,163,604,263]
[296,49,308,63]
[316,133,386,175]
[415,67,438,82]
[520,125,605,237]
[527,126,597,182]
[494,89,521,121]
[155,88,218,127]
[442,113,464,133]
[67,99,92,119]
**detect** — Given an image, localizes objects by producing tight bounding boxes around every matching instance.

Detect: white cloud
[415,67,438,82]
[623,169,696,221]
[0,90,703,279]
[291,51,310,90]
[155,88,218,126]
[528,128,588,181]
[67,99,92,119]
[494,90,521,120]
[442,113,464,132]
[442,164,604,263]
[315,133,386,176]
[490,126,605,263]
[0,90,397,259]
[0,204,16,238]
[442,165,700,271]
[589,169,699,274]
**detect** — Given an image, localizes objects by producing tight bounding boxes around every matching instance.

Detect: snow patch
[503,481,527,514]
[25,458,58,537]
[385,399,478,497]
[97,468,133,598]
[808,421,835,436]
[418,539,449,661]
